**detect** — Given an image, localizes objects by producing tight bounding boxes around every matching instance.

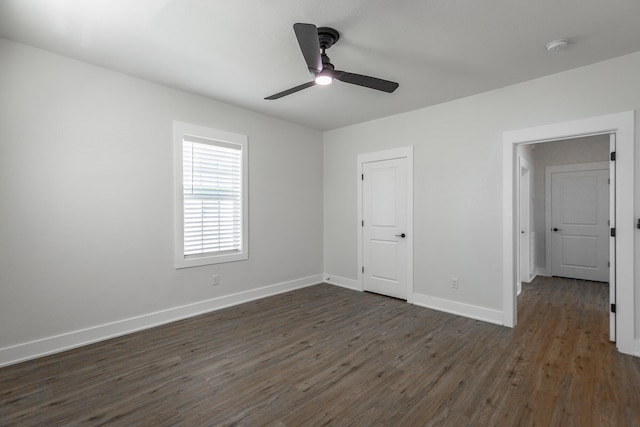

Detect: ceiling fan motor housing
[317,27,340,50]
[321,53,335,71]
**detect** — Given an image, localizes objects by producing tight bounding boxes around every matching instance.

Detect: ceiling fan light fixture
[315,72,333,85]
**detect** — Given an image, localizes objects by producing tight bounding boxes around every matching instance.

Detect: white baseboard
[618,338,640,358]
[0,274,323,368]
[412,293,504,326]
[323,273,361,291]
[324,277,503,326]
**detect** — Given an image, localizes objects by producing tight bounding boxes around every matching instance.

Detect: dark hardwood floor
[1,277,639,426]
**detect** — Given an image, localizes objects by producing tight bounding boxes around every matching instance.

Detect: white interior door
[362,158,409,300]
[518,158,531,290]
[548,163,609,282]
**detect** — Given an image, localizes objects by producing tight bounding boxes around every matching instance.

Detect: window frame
[173,121,248,268]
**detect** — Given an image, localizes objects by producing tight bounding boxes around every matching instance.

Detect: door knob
[395,233,406,238]
[552,227,562,232]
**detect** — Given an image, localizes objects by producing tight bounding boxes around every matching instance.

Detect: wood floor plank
[1,277,640,426]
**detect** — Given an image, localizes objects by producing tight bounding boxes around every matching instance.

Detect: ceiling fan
[265,23,399,100]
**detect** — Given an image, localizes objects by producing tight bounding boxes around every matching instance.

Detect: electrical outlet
[451,278,459,289]
[212,274,220,286]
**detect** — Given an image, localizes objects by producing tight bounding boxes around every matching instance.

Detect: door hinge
[611,303,616,313]
[362,266,364,273]
[608,261,610,267]
[362,220,364,227]
[610,228,616,237]
[362,174,364,180]
[610,151,616,161]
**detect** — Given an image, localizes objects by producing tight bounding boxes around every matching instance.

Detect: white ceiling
[1,0,640,131]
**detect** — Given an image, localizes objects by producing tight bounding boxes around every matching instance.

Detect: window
[174,121,248,268]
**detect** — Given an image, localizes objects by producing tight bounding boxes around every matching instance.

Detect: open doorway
[502,111,635,356]
[516,136,612,337]
[520,137,610,281]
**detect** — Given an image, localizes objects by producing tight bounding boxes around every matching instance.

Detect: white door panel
[370,241,399,280]
[362,158,408,300]
[371,168,397,225]
[560,236,598,267]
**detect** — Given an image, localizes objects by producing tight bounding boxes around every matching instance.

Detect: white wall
[532,135,610,273]
[324,51,640,332]
[0,39,323,365]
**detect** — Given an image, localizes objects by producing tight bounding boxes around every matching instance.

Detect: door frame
[358,146,414,303]
[502,111,635,356]
[544,161,609,279]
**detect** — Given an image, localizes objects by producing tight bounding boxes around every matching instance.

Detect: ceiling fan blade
[264,81,316,100]
[334,71,399,93]
[293,23,322,74]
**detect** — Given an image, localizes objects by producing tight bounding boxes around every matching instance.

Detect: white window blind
[182,136,243,257]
